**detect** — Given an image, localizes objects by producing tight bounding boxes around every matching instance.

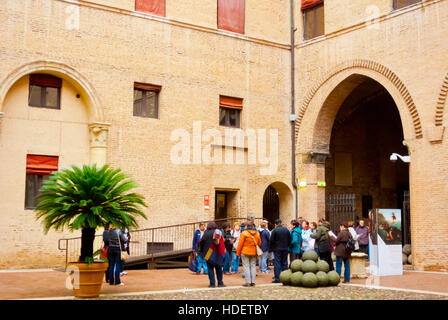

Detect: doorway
[324,76,410,240]
[215,191,228,220]
[263,185,279,226]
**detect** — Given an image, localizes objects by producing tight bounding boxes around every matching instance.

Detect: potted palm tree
[35,164,147,298]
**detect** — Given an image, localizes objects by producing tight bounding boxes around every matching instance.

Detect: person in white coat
[347,221,359,251]
[301,220,313,252]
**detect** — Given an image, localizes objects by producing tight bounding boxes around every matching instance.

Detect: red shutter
[135,0,166,16]
[301,0,324,11]
[220,95,243,110]
[218,0,245,34]
[29,74,62,88]
[26,155,59,175]
[134,82,162,92]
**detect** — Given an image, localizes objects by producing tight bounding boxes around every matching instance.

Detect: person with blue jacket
[258,221,271,273]
[289,220,302,266]
[192,222,207,274]
[108,225,128,286]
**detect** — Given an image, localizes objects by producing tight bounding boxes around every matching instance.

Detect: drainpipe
[290,0,298,220]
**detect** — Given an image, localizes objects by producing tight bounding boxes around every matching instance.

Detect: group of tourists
[102,223,131,286]
[192,215,370,287]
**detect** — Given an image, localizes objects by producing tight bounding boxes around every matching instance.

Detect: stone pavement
[1,267,448,300]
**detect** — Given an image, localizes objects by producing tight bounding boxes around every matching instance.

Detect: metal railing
[58,217,268,267]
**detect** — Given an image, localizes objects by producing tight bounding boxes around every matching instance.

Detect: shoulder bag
[249,232,263,257]
[117,230,129,261]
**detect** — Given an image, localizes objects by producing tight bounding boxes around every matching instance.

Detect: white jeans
[241,254,257,284]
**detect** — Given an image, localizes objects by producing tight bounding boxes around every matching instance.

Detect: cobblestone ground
[93,284,448,300]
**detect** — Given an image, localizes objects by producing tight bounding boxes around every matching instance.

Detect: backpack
[345,233,355,253]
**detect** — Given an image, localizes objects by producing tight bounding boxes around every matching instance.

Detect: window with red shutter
[302,2,324,40]
[393,0,421,10]
[219,95,242,128]
[133,82,161,119]
[25,155,59,209]
[217,0,245,34]
[135,0,166,17]
[301,0,324,11]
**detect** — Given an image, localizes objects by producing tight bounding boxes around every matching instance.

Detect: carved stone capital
[302,152,330,164]
[88,122,110,148]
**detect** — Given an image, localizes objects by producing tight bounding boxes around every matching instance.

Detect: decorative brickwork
[295,60,424,141]
[435,72,448,127]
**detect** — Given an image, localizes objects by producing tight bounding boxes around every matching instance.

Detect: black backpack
[345,233,355,253]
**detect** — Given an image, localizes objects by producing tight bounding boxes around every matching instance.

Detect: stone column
[297,152,329,222]
[88,122,110,167]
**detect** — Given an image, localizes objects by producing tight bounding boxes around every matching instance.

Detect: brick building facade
[0,0,447,271]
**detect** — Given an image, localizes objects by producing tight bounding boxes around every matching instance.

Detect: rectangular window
[25,155,58,209]
[219,95,242,128]
[303,2,324,40]
[217,0,245,34]
[133,82,161,119]
[393,0,421,10]
[28,74,62,109]
[135,0,166,16]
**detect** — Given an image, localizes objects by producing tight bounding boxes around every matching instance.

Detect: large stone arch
[295,60,423,155]
[0,60,109,165]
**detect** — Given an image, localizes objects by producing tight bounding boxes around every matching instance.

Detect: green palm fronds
[35,164,148,233]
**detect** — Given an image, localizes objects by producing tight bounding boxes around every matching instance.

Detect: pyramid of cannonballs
[279,250,340,288]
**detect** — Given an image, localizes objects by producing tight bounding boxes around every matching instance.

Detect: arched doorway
[263,185,279,225]
[262,182,293,228]
[324,76,410,243]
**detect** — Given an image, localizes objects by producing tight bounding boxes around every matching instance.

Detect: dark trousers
[289,253,300,268]
[359,245,369,257]
[336,257,350,282]
[108,247,122,285]
[206,261,224,287]
[319,251,334,271]
[274,250,289,281]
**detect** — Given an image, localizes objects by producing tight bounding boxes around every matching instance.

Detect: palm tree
[35,164,148,262]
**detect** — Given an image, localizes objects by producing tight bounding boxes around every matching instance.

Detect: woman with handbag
[108,224,128,286]
[236,215,262,287]
[198,221,226,288]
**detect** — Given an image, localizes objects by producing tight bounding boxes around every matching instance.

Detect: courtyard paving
[93,283,448,300]
[1,267,447,300]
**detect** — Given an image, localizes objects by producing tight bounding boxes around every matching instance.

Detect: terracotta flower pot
[67,261,109,298]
